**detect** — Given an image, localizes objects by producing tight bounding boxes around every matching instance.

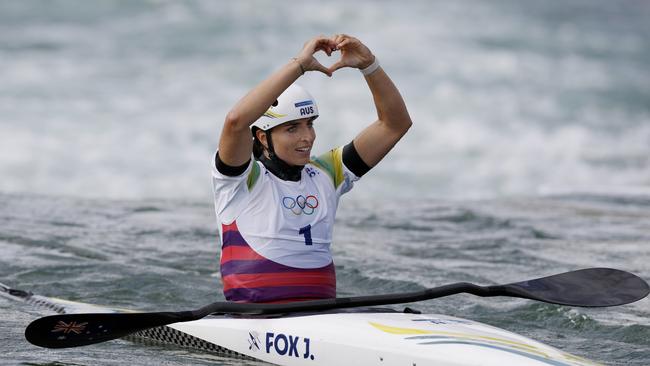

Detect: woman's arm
[330,34,413,168]
[218,36,337,167]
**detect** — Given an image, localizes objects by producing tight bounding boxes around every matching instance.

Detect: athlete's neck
[258,154,304,182]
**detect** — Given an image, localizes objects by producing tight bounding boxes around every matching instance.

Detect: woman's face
[258,118,316,166]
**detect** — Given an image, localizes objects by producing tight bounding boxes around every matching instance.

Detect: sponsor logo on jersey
[305,167,318,177]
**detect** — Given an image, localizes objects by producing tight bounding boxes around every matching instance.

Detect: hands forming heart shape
[294,34,375,77]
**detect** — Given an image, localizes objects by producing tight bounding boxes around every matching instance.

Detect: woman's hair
[251,127,265,159]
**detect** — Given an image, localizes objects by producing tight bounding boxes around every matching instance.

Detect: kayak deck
[132,322,256,360]
[0,282,256,360]
[166,311,601,366]
[2,282,601,366]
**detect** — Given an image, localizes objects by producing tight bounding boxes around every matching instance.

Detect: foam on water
[1,0,648,200]
[1,191,649,365]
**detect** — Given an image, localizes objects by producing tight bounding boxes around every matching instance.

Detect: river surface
[1,192,649,365]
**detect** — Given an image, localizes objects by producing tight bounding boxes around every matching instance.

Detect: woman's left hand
[328,34,375,73]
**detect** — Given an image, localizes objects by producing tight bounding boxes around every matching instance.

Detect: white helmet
[251,84,319,131]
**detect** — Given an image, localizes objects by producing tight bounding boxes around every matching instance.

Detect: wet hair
[251,100,279,159]
[251,127,263,159]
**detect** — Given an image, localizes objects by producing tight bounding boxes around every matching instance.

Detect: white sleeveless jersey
[211,146,360,302]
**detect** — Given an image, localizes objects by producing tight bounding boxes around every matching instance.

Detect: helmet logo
[295,100,315,117]
[300,106,315,116]
[294,100,313,107]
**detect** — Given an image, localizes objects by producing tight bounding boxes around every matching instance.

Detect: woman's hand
[328,34,375,73]
[295,36,338,77]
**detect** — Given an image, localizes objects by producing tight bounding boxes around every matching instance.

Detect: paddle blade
[497,268,650,307]
[25,311,193,348]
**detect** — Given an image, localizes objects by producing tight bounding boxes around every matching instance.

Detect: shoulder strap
[246,161,261,191]
[310,147,345,189]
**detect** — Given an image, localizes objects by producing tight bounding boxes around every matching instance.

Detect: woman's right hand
[295,36,338,77]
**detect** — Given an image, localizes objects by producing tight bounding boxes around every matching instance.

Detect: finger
[328,60,347,73]
[315,44,332,57]
[316,38,336,53]
[339,33,352,40]
[319,64,333,77]
[336,38,352,49]
[302,39,319,54]
[309,36,331,50]
[310,59,332,77]
[330,34,347,50]
[320,40,337,53]
[329,34,340,47]
[337,34,356,45]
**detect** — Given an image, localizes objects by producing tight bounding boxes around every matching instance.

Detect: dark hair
[251,127,264,159]
[252,100,279,159]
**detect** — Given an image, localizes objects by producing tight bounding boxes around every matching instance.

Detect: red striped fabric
[221,245,267,261]
[220,221,336,303]
[222,271,336,292]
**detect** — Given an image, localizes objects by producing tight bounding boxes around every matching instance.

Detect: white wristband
[360,57,380,76]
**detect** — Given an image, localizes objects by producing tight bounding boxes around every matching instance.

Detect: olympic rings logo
[282,195,319,215]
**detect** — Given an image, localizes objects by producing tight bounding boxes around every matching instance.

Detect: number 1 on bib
[299,225,313,246]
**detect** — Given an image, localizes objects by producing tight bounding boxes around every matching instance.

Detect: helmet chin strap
[260,129,304,182]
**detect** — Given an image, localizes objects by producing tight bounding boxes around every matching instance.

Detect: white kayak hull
[2,283,600,366]
[166,311,599,366]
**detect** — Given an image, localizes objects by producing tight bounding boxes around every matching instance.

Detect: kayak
[1,282,601,366]
[165,311,601,366]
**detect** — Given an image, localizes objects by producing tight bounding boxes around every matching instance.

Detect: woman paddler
[212,34,412,303]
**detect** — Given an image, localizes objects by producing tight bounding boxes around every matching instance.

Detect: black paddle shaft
[25,268,649,349]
